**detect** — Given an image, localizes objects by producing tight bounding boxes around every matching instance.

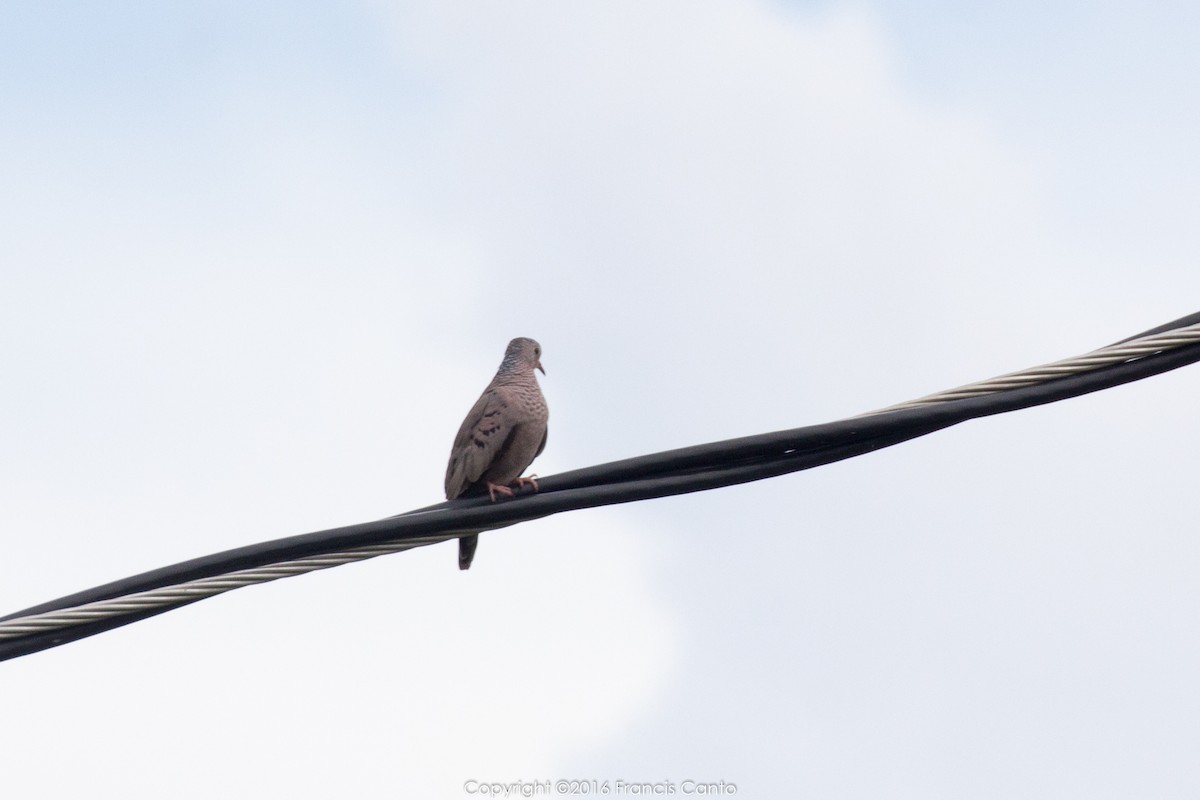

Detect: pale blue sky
[2,2,1199,797]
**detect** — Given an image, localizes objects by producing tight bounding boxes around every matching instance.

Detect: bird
[444,337,548,570]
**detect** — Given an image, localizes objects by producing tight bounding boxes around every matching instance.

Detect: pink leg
[513,475,539,493]
[486,482,515,502]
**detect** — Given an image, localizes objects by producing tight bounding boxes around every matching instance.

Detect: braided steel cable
[2,311,1199,660]
[865,321,1200,415]
[0,536,450,637]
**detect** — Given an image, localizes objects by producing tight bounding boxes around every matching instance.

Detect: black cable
[3,311,1199,662]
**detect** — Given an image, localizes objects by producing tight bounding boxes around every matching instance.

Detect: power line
[3,311,1199,662]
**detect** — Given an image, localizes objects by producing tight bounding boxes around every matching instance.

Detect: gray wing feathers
[444,388,511,499]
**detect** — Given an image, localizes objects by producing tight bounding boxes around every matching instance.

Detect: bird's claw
[485,476,538,502]
[486,482,516,502]
[514,474,540,493]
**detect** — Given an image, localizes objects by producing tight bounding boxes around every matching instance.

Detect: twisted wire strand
[2,317,1198,645]
[862,322,1200,416]
[0,532,467,638]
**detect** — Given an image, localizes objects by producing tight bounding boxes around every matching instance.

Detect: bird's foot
[513,474,540,493]
[486,482,516,502]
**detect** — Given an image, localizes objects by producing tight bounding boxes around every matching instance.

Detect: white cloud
[3,1,1200,797]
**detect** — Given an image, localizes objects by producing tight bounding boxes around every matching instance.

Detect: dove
[444,337,548,569]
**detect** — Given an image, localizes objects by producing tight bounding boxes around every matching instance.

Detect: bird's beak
[537,360,546,375]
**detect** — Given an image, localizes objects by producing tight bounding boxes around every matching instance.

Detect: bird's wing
[444,386,516,499]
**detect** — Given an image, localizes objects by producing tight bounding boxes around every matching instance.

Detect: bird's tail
[459,534,478,570]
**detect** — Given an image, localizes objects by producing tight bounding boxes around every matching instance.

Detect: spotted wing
[444,386,516,499]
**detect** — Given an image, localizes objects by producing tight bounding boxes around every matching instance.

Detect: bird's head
[503,337,545,375]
